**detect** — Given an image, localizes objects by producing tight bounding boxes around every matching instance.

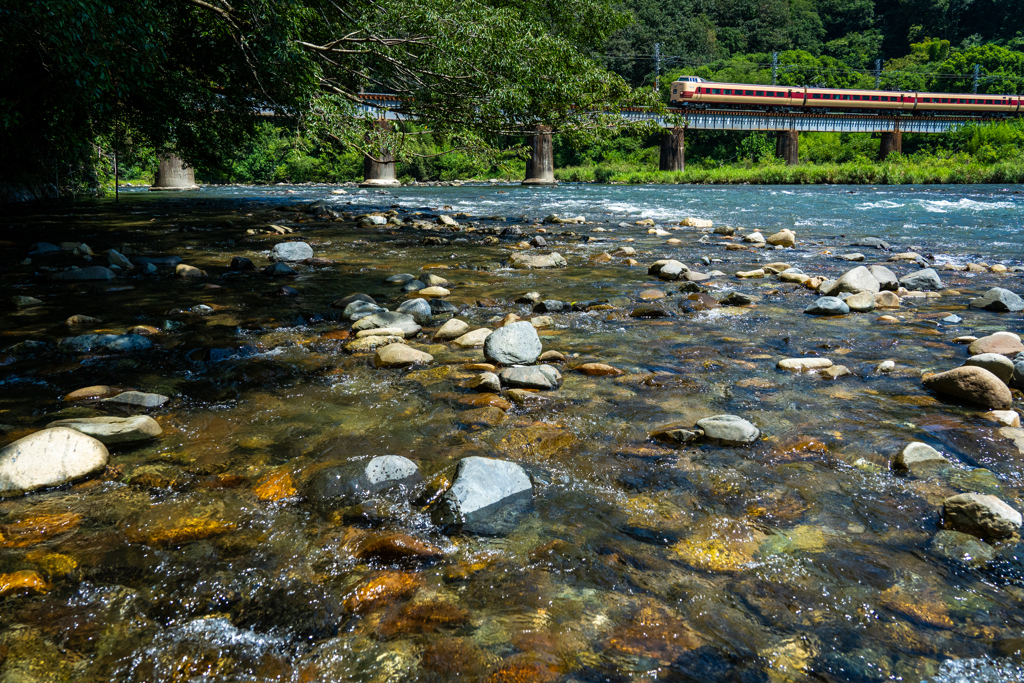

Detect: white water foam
[917,198,1017,213]
[855,200,906,210]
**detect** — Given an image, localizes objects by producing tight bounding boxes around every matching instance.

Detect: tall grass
[554,159,1024,185]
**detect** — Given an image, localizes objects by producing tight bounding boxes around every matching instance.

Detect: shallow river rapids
[1,182,1024,682]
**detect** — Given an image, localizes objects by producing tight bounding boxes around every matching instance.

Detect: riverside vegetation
[1,184,1024,680]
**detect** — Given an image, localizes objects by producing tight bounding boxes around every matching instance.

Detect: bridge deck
[356,95,997,133]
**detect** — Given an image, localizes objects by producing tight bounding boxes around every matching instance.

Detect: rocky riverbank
[1,187,1023,681]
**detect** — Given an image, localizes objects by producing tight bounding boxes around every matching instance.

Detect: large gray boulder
[899,268,942,291]
[943,493,1022,539]
[58,334,152,353]
[695,415,760,445]
[484,321,542,365]
[45,415,162,446]
[305,455,422,506]
[396,298,433,325]
[648,260,689,281]
[431,457,533,535]
[821,266,879,296]
[51,266,116,281]
[970,287,1024,312]
[498,365,562,390]
[0,427,109,495]
[867,265,899,291]
[270,242,314,262]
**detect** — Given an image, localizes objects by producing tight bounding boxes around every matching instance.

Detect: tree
[0,0,647,191]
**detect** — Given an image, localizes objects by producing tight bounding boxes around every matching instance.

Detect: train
[669,76,1020,114]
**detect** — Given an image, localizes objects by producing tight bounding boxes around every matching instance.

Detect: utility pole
[972,64,980,93]
[771,52,778,85]
[654,43,661,94]
[875,59,882,89]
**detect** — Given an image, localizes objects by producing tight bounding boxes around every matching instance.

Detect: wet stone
[484,321,542,365]
[695,414,760,445]
[968,331,1024,357]
[498,365,562,390]
[374,343,433,368]
[230,256,255,271]
[431,456,533,535]
[58,334,152,353]
[102,391,169,408]
[970,287,1024,312]
[44,415,162,446]
[923,366,1012,410]
[51,266,116,281]
[929,530,996,567]
[270,241,313,262]
[943,492,1022,539]
[305,455,422,507]
[964,353,1014,384]
[893,442,950,476]
[0,427,108,495]
[899,268,942,291]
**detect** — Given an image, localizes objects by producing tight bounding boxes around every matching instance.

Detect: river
[1,182,1023,682]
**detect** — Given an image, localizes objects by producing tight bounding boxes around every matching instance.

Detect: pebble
[419,286,451,297]
[984,410,1020,428]
[805,297,850,316]
[777,358,833,372]
[433,318,470,341]
[452,329,492,348]
[822,365,851,380]
[374,343,434,368]
[876,360,896,373]
[466,372,501,393]
[576,363,625,376]
[899,268,943,291]
[498,365,562,390]
[735,269,765,279]
[102,391,169,407]
[271,242,314,262]
[356,327,408,339]
[893,442,949,475]
[345,335,404,353]
[538,350,566,363]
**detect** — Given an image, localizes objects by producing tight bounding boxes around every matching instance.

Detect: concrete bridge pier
[659,127,685,172]
[776,130,799,165]
[150,154,199,191]
[360,120,400,188]
[522,125,556,186]
[879,130,902,160]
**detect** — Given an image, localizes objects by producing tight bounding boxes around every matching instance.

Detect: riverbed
[1,182,1023,682]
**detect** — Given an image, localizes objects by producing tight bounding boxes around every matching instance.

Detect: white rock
[0,427,109,495]
[777,358,833,372]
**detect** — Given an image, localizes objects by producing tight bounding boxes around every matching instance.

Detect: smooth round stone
[695,414,760,445]
[844,291,875,312]
[868,265,899,290]
[876,360,896,373]
[433,318,470,341]
[385,273,417,284]
[354,312,421,337]
[51,266,116,281]
[498,365,562,390]
[923,366,1012,410]
[402,280,426,292]
[396,298,433,324]
[64,385,123,401]
[970,287,1024,312]
[968,332,1024,357]
[452,329,492,348]
[45,415,162,446]
[899,268,943,291]
[576,363,624,377]
[0,427,109,495]
[466,372,501,393]
[805,297,850,316]
[766,229,795,247]
[419,273,450,287]
[777,358,833,372]
[821,266,880,296]
[419,286,450,297]
[101,391,169,407]
[356,327,408,339]
[964,353,1015,385]
[985,410,1021,428]
[345,336,404,353]
[735,269,765,279]
[874,291,900,308]
[374,343,433,368]
[638,289,666,301]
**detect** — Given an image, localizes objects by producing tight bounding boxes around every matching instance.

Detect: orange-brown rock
[376,600,470,638]
[253,469,297,502]
[64,385,124,401]
[606,601,703,660]
[769,436,829,462]
[127,325,162,336]
[576,362,625,377]
[420,638,487,677]
[488,662,559,683]
[121,516,236,546]
[457,406,508,429]
[0,570,49,597]
[464,363,497,372]
[0,513,82,548]
[354,533,443,565]
[320,330,352,341]
[343,570,423,614]
[457,394,512,411]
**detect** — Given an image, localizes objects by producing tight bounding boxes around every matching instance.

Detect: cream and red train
[670,76,1021,114]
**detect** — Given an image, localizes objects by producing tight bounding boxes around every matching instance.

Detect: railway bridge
[153,93,1001,189]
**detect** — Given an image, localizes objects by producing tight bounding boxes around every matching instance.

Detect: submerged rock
[923,366,1012,410]
[45,415,162,446]
[58,334,152,353]
[101,391,170,408]
[970,287,1024,312]
[431,457,533,535]
[0,427,108,495]
[929,530,996,566]
[943,492,1022,539]
[51,266,116,281]
[484,321,542,365]
[508,252,566,269]
[305,455,422,506]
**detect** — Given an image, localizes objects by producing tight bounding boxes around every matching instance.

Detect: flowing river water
[1,182,1024,682]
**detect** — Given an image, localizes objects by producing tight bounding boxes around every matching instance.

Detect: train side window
[713,89,721,94]
[871,96,879,101]
[812,93,821,99]
[941,98,948,103]
[745,90,753,96]
[756,90,764,96]
[842,95,850,100]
